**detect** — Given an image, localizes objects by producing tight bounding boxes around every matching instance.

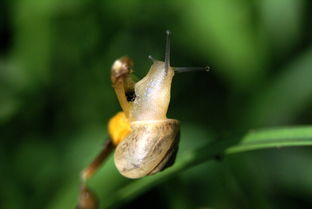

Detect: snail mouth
[148,130,180,175]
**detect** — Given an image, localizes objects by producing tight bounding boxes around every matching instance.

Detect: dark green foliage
[1,0,312,209]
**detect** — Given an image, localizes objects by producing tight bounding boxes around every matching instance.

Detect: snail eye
[126,90,136,102]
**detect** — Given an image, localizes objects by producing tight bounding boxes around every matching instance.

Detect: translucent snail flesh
[110,31,180,178]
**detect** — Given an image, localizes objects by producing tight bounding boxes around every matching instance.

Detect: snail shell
[114,119,180,179]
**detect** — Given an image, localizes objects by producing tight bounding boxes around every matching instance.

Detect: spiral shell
[114,119,180,179]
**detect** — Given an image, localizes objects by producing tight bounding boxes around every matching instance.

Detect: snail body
[109,31,180,178]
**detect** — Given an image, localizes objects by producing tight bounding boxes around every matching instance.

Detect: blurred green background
[1,0,312,209]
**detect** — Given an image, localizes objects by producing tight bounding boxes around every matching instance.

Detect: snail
[111,31,180,179]
[77,30,208,209]
[80,30,208,181]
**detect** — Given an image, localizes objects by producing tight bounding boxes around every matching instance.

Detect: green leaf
[102,125,312,208]
[226,126,312,154]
